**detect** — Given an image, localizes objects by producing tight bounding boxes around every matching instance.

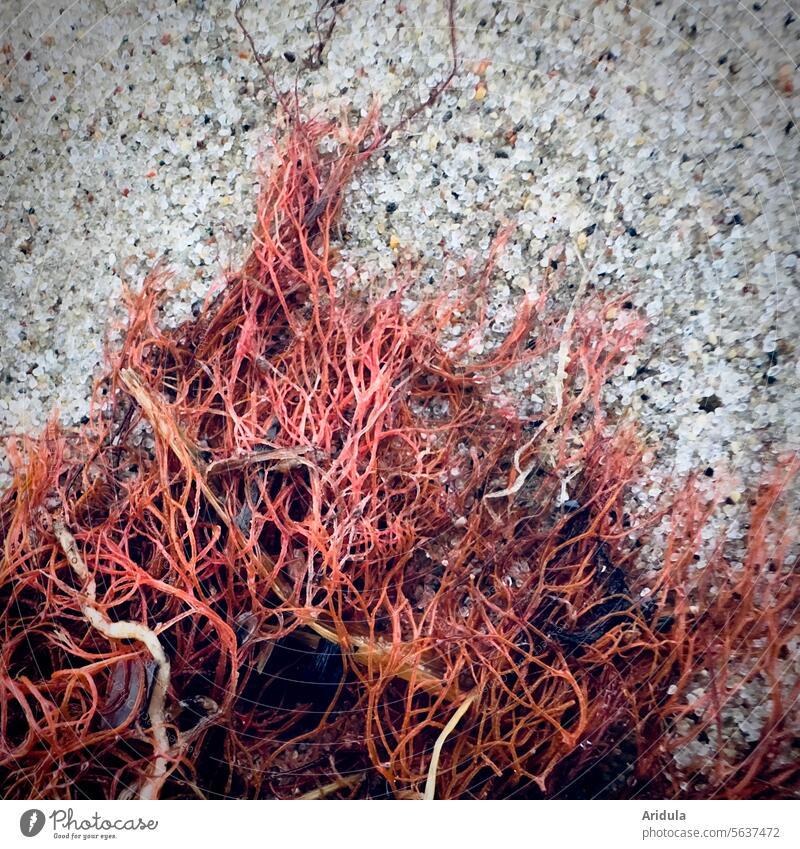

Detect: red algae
[0,108,797,800]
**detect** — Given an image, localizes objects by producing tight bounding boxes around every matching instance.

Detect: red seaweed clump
[1,109,797,800]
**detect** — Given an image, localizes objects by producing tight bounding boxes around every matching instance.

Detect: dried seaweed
[0,105,797,801]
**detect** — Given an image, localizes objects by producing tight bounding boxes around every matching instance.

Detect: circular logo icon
[20,809,45,837]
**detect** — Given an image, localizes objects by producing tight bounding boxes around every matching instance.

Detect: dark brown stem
[304,0,342,69]
[377,0,459,147]
[234,0,273,84]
